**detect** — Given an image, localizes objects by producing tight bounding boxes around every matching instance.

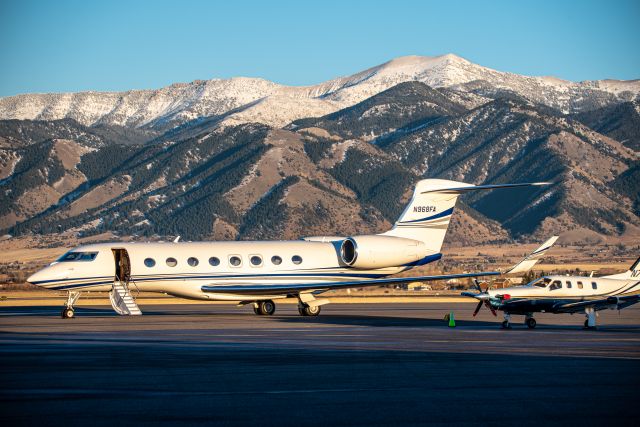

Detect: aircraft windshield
[57,251,98,262]
[528,277,551,288]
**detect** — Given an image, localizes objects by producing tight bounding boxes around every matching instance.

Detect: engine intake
[339,235,430,269]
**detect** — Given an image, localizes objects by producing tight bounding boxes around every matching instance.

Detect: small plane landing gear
[61,291,80,319]
[298,303,321,316]
[583,307,597,330]
[253,300,276,316]
[525,314,537,329]
[61,307,75,319]
[501,313,512,329]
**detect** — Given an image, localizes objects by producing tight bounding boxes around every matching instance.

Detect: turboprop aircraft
[462,256,640,330]
[27,179,548,319]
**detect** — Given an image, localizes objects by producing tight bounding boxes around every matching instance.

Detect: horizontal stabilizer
[421,182,552,195]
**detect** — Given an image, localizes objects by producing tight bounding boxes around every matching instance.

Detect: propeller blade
[473,279,482,292]
[472,301,483,317]
[484,301,497,317]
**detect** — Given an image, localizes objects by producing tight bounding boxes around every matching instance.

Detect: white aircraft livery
[27,179,548,318]
[463,256,640,329]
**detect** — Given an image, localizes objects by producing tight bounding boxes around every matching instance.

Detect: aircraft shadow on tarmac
[273,315,640,331]
[3,306,639,332]
[272,314,499,328]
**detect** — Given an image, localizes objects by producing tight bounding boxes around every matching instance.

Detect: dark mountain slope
[289,81,468,141]
[571,101,640,151]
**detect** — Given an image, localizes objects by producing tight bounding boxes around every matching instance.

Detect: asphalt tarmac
[1,302,639,426]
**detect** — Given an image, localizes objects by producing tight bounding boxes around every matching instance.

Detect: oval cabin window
[188,257,199,267]
[271,256,282,265]
[250,255,262,266]
[292,255,303,265]
[209,257,220,266]
[166,257,178,267]
[229,256,242,267]
[144,258,156,268]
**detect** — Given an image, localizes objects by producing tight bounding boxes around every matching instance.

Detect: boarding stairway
[109,280,142,316]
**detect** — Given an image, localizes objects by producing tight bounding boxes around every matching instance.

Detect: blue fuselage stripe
[399,208,454,224]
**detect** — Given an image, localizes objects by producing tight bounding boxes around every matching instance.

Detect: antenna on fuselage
[173,236,181,243]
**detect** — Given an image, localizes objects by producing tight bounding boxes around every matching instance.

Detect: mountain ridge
[0,58,638,246]
[2,54,639,131]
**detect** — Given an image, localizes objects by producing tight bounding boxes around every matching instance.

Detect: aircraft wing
[201,271,500,295]
[552,293,640,313]
[504,236,559,275]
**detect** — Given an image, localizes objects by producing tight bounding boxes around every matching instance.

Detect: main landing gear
[253,300,276,316]
[583,307,597,330]
[61,291,80,319]
[298,303,321,317]
[250,300,322,316]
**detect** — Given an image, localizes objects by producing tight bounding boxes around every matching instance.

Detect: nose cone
[26,270,43,285]
[27,267,55,286]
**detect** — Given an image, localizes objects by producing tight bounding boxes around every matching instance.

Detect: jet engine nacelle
[339,235,429,269]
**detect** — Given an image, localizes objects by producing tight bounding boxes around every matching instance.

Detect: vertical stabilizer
[383,179,550,254]
[382,179,467,253]
[604,256,640,280]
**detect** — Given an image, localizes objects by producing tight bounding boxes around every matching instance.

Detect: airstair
[109,279,142,316]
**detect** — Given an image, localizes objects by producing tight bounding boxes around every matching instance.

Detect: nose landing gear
[525,313,537,329]
[61,291,80,319]
[501,313,512,329]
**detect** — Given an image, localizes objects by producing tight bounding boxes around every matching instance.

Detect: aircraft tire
[304,305,321,316]
[258,300,276,316]
[298,305,307,316]
[526,318,537,329]
[253,305,261,315]
[501,320,511,329]
[61,308,75,319]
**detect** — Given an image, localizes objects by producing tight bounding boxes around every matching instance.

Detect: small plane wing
[504,236,559,275]
[201,271,500,295]
[552,293,640,313]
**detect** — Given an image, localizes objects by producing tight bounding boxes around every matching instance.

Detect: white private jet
[27,179,549,319]
[463,256,640,329]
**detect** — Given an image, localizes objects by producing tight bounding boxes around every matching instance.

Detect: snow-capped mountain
[1,56,638,245]
[1,54,639,130]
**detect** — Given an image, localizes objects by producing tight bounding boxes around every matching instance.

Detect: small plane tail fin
[382,179,550,254]
[604,256,640,280]
[504,236,559,275]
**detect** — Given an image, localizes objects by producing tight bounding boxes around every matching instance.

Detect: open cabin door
[112,248,131,285]
[109,248,141,316]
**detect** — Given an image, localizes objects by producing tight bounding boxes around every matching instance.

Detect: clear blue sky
[1,0,638,97]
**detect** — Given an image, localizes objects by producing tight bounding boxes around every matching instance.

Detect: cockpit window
[57,251,98,262]
[529,278,551,288]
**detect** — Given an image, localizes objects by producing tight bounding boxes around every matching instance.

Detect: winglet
[504,236,559,275]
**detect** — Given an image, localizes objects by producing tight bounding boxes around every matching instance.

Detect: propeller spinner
[462,279,497,317]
